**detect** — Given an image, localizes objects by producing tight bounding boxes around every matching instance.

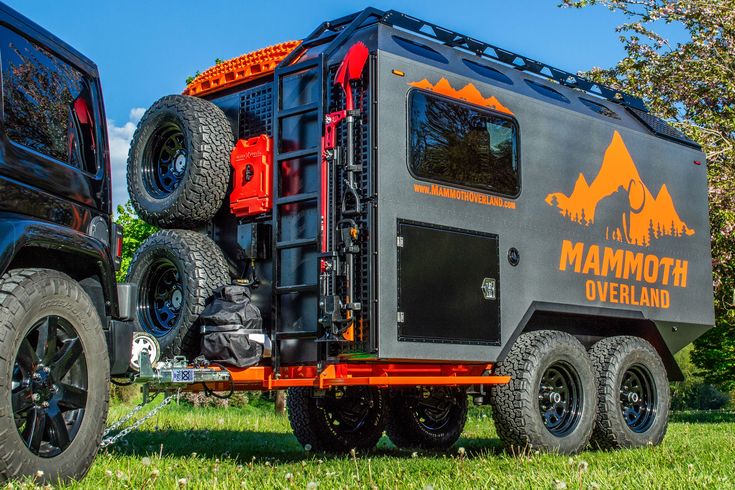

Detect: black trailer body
[199,12,713,377]
[372,26,713,372]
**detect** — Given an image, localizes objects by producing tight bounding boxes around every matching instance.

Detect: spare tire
[127,229,230,359]
[127,95,234,228]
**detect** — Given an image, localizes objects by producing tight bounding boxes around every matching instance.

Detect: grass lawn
[12,398,735,489]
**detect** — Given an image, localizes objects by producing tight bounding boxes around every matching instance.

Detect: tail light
[112,223,123,271]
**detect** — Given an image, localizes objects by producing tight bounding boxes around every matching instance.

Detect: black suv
[0,3,132,482]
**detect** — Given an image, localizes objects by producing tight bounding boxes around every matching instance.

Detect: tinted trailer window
[409,90,519,196]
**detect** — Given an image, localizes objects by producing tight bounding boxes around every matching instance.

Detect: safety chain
[100,390,179,448]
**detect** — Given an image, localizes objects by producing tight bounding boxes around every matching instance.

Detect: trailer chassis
[133,351,510,394]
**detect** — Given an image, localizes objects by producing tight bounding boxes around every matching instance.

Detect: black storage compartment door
[397,220,500,345]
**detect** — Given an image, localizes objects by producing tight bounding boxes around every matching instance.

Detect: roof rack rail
[378,9,647,112]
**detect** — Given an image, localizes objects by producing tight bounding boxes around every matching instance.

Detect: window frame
[0,24,105,178]
[406,88,522,199]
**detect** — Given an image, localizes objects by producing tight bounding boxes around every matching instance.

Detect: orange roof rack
[184,40,302,97]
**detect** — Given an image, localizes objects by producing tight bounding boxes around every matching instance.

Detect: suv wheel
[589,336,670,449]
[386,386,467,450]
[127,230,230,359]
[0,269,109,483]
[490,330,596,454]
[127,95,234,228]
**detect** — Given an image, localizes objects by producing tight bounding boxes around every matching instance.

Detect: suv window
[0,26,100,174]
[409,90,519,196]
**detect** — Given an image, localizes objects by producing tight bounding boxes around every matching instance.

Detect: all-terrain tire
[0,269,109,484]
[287,387,386,453]
[127,94,234,228]
[386,387,467,450]
[127,230,230,359]
[589,336,670,449]
[490,330,596,455]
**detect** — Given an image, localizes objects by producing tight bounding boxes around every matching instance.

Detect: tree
[561,0,735,389]
[114,202,157,282]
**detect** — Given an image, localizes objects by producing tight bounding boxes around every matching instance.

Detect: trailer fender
[499,302,684,381]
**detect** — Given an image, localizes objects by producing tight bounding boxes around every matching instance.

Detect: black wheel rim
[620,364,657,433]
[11,316,88,458]
[138,258,183,337]
[538,361,583,437]
[321,387,378,435]
[410,387,457,433]
[142,122,187,198]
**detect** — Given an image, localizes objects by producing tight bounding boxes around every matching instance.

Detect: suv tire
[127,95,234,228]
[127,230,230,359]
[490,330,596,455]
[0,269,109,484]
[589,336,670,449]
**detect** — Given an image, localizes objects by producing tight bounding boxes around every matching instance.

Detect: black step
[278,103,320,119]
[276,148,320,162]
[276,331,318,340]
[276,238,318,250]
[276,284,318,294]
[275,192,318,206]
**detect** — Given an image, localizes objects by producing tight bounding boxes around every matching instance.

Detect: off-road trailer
[125,7,714,454]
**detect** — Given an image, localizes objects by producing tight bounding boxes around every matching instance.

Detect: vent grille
[626,107,699,149]
[239,83,274,139]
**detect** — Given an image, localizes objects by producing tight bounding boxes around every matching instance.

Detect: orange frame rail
[189,362,511,392]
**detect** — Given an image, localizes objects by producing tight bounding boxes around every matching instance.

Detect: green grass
[12,400,735,489]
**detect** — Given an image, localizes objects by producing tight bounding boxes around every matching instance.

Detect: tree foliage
[114,202,157,282]
[561,0,735,389]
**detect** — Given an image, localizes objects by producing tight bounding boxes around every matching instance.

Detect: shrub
[671,344,732,410]
[671,381,731,411]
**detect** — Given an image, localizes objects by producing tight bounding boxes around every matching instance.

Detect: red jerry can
[229,134,273,217]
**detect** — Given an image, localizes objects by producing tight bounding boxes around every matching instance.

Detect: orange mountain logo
[409,78,513,115]
[545,131,694,247]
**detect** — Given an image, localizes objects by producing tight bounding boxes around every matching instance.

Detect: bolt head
[43,366,50,373]
[32,393,40,402]
[41,401,49,408]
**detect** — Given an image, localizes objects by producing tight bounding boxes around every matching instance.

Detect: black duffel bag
[199,284,264,367]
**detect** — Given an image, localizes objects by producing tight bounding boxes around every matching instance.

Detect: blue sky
[4,0,681,207]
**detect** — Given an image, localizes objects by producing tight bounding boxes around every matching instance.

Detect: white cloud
[107,107,146,209]
[129,107,146,123]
